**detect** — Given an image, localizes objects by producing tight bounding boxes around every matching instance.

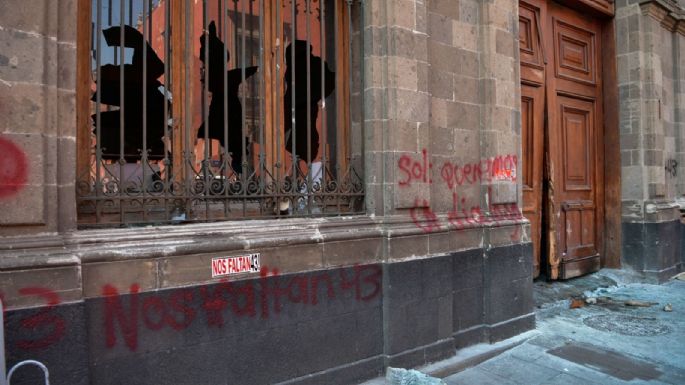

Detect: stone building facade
[0,1,531,384]
[0,0,681,385]
[617,0,685,282]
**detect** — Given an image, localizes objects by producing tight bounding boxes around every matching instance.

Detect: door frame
[599,9,621,269]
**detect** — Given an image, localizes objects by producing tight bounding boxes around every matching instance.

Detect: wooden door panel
[546,2,603,280]
[553,19,597,86]
[520,1,546,87]
[520,2,544,69]
[522,93,535,193]
[562,200,597,258]
[521,83,544,277]
[521,87,544,207]
[559,97,594,191]
[558,97,599,260]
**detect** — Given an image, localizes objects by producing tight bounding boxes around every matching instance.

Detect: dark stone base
[4,244,534,385]
[488,313,536,343]
[623,220,682,283]
[385,339,455,369]
[453,325,488,349]
[4,302,90,385]
[280,356,385,385]
[452,313,535,349]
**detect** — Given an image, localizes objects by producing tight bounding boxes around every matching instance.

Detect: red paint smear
[0,137,28,199]
[12,265,383,352]
[15,287,66,350]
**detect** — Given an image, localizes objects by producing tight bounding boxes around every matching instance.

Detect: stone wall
[4,245,533,385]
[617,0,685,281]
[0,0,77,236]
[0,1,533,384]
[365,0,521,220]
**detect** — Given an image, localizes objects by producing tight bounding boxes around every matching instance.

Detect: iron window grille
[76,0,365,227]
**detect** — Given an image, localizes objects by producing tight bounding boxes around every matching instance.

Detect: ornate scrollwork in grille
[76,0,365,227]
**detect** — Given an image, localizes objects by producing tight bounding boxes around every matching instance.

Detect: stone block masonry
[0,1,534,384]
[0,0,77,235]
[4,246,533,385]
[616,0,685,280]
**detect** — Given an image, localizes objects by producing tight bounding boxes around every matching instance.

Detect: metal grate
[77,0,365,227]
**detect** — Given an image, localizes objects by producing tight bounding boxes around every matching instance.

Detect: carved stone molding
[640,0,685,35]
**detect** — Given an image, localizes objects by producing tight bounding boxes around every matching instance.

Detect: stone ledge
[621,199,681,222]
[0,214,528,261]
[0,214,529,309]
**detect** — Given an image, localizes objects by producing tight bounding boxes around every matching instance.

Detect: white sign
[211,253,261,278]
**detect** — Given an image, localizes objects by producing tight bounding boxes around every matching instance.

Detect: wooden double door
[520,0,605,279]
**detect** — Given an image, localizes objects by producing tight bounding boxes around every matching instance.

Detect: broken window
[76,0,365,227]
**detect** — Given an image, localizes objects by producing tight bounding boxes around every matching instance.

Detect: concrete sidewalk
[362,271,685,385]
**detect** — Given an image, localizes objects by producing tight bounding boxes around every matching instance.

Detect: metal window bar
[258,0,266,205]
[320,0,327,212]
[275,0,282,216]
[183,0,192,219]
[223,0,230,215]
[202,0,210,216]
[95,0,103,222]
[290,0,297,202]
[77,0,364,227]
[240,0,248,217]
[163,0,171,216]
[305,0,312,215]
[119,0,125,222]
[333,0,340,214]
[142,0,148,221]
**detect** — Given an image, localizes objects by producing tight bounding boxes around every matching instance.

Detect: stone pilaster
[616,0,685,280]
[0,0,77,236]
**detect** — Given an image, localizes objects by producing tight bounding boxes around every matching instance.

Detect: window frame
[75,0,363,227]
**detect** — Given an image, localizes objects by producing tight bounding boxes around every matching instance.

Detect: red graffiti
[14,287,66,350]
[406,187,524,237]
[8,266,382,353]
[449,187,522,228]
[440,155,517,189]
[490,155,518,182]
[398,151,523,238]
[447,199,522,228]
[166,289,196,330]
[100,264,382,351]
[409,198,442,233]
[398,152,517,189]
[0,137,28,199]
[104,284,140,351]
[398,149,433,186]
